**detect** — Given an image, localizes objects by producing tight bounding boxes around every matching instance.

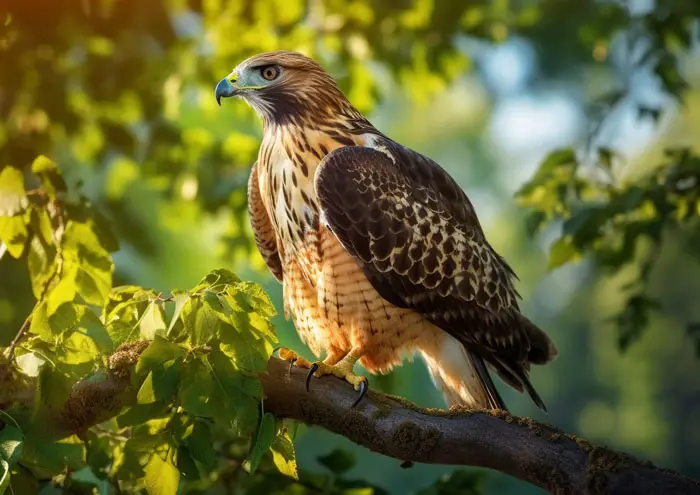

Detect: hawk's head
[215,51,357,125]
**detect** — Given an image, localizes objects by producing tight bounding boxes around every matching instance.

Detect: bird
[215,51,558,411]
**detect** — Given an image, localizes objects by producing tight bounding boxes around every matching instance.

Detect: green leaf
[181,295,223,347]
[248,413,276,474]
[193,269,240,292]
[0,215,28,259]
[168,291,189,333]
[185,422,217,471]
[137,359,181,405]
[220,325,272,373]
[0,426,23,465]
[28,302,51,340]
[548,237,579,269]
[7,466,37,495]
[178,359,216,419]
[208,349,263,399]
[176,445,200,480]
[318,449,356,475]
[47,273,80,326]
[0,166,27,216]
[35,365,75,415]
[0,459,9,495]
[135,335,186,379]
[81,310,114,353]
[230,282,276,317]
[271,429,298,480]
[144,445,179,495]
[26,208,56,299]
[61,221,114,307]
[31,155,67,200]
[47,303,112,351]
[20,434,85,479]
[117,403,170,428]
[61,330,101,364]
[0,166,28,259]
[139,301,167,339]
[517,148,578,197]
[178,356,259,434]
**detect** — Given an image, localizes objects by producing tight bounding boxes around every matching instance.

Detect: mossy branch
[1,345,698,495]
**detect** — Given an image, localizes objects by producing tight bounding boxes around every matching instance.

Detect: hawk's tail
[419,334,507,410]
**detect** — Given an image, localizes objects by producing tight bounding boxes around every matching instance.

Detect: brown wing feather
[315,143,556,410]
[248,161,284,282]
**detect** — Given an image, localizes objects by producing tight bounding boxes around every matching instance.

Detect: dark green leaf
[185,422,217,471]
[136,359,181,405]
[176,445,200,480]
[248,412,276,474]
[318,449,356,475]
[20,434,85,479]
[0,426,23,465]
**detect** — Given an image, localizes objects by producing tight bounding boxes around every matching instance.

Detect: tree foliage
[1,0,700,493]
[0,160,426,493]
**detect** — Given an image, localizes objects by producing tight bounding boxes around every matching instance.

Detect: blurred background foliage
[1,0,699,493]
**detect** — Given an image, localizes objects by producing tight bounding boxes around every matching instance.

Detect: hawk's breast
[257,128,439,370]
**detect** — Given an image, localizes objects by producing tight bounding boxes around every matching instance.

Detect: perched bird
[215,51,557,411]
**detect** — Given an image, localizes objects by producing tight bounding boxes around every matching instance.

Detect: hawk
[215,51,557,411]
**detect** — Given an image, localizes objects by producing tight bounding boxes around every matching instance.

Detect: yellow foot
[277,347,314,369]
[306,354,369,408]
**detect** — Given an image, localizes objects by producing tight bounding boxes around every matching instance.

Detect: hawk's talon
[351,377,368,408]
[303,354,366,407]
[305,362,319,391]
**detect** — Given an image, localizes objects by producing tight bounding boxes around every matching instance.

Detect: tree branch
[2,344,698,495]
[262,357,699,495]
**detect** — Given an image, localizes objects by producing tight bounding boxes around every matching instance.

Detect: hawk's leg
[305,348,369,408]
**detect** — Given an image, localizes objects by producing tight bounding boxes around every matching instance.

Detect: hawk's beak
[215,77,237,106]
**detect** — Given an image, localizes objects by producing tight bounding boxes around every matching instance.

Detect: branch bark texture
[261,357,699,495]
[2,345,699,495]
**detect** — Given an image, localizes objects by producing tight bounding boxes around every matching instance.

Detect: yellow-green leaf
[548,237,579,269]
[0,166,28,258]
[271,429,298,480]
[144,446,179,495]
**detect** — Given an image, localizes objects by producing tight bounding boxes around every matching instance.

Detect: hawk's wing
[248,161,284,283]
[314,144,552,409]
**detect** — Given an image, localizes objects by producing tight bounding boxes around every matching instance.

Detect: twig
[5,313,32,361]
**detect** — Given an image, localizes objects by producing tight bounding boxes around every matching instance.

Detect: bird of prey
[215,51,557,411]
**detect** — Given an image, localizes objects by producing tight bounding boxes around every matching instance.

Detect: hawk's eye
[261,65,280,81]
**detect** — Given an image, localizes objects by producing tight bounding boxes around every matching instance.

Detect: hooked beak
[215,77,237,106]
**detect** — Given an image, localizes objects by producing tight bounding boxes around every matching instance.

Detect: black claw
[305,363,319,392]
[351,379,368,408]
[287,357,297,375]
